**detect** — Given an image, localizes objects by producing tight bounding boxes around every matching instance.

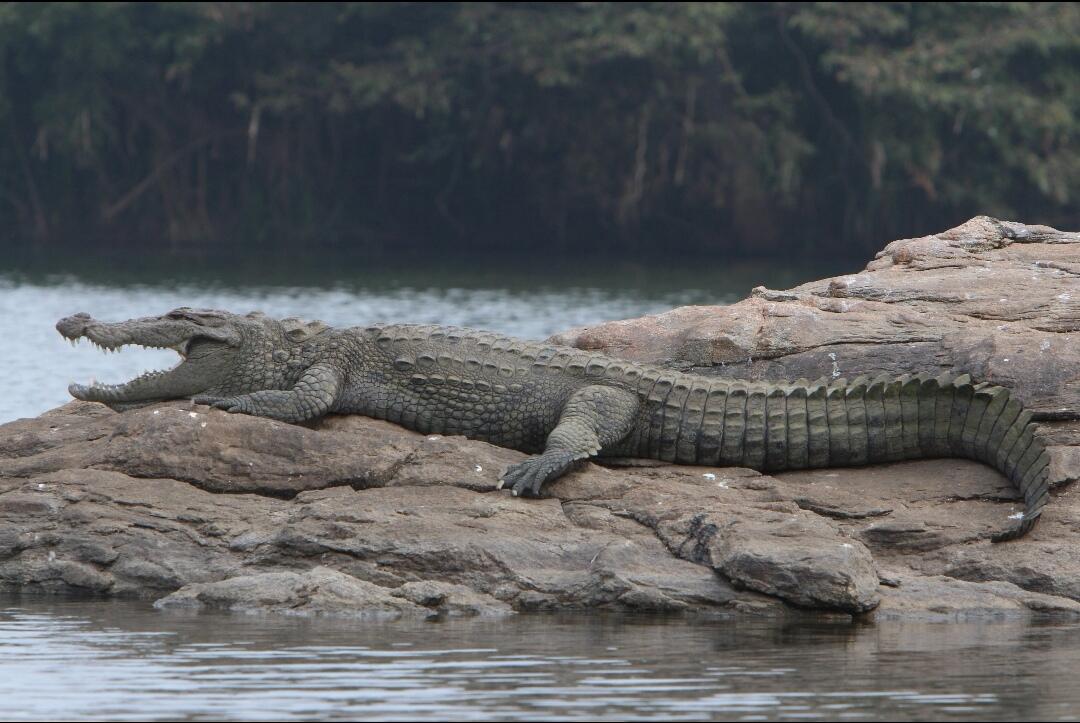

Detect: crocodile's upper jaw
[56,309,243,408]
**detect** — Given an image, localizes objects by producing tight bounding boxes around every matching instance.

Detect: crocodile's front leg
[500,385,638,497]
[193,363,343,423]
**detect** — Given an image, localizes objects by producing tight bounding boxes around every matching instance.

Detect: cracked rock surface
[1,217,1078,620]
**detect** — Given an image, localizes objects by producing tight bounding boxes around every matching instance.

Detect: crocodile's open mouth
[56,310,239,407]
[60,332,191,403]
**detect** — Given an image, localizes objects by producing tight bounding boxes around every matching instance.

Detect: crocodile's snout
[56,312,93,339]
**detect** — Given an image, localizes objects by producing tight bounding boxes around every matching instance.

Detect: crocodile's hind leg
[500,385,639,497]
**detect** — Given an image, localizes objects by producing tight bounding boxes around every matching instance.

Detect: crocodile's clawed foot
[191,395,250,414]
[500,452,579,497]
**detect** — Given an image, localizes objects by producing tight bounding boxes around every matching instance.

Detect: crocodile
[56,307,1054,541]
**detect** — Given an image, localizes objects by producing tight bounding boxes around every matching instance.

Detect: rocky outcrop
[0,403,801,615]
[1,217,1077,620]
[553,217,1079,422]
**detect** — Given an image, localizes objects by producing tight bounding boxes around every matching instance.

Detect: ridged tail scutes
[873,373,1050,541]
[874,372,1049,542]
[668,372,1051,541]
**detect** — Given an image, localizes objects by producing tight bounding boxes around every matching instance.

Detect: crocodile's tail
[934,374,1050,542]
[660,373,1050,540]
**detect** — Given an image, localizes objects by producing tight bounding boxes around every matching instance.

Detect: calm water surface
[0,260,827,423]
[1,596,1079,721]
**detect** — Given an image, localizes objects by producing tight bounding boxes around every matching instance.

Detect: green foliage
[791,2,1080,222]
[0,2,1076,258]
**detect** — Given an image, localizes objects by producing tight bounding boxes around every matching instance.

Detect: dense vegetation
[1,2,1077,260]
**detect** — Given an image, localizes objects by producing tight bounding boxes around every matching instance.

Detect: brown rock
[0,408,788,613]
[873,573,1080,621]
[392,580,515,618]
[551,216,1080,423]
[154,567,435,619]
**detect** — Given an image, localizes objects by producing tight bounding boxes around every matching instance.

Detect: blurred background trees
[1,2,1076,261]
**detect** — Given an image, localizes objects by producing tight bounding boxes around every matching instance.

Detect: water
[0,260,827,423]
[1,596,1079,721]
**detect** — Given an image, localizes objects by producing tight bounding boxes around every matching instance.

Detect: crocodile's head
[56,308,257,410]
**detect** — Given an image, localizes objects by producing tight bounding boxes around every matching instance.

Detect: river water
[3,596,1080,721]
[3,259,1080,720]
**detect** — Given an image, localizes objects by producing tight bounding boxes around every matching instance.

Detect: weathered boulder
[872,573,1080,621]
[553,216,1079,421]
[154,567,435,619]
[0,404,797,615]
[153,567,513,619]
[0,217,1077,620]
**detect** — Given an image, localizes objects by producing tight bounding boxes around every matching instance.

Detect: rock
[554,478,880,612]
[1,217,1077,620]
[0,402,512,496]
[552,216,1080,423]
[155,567,434,619]
[873,573,1080,621]
[702,510,880,613]
[391,580,514,618]
[0,402,856,616]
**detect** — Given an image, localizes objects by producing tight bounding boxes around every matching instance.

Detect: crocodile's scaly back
[57,312,1055,541]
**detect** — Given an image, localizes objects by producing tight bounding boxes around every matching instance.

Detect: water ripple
[2,598,1079,721]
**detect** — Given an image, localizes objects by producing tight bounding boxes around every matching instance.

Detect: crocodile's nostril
[56,313,93,337]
